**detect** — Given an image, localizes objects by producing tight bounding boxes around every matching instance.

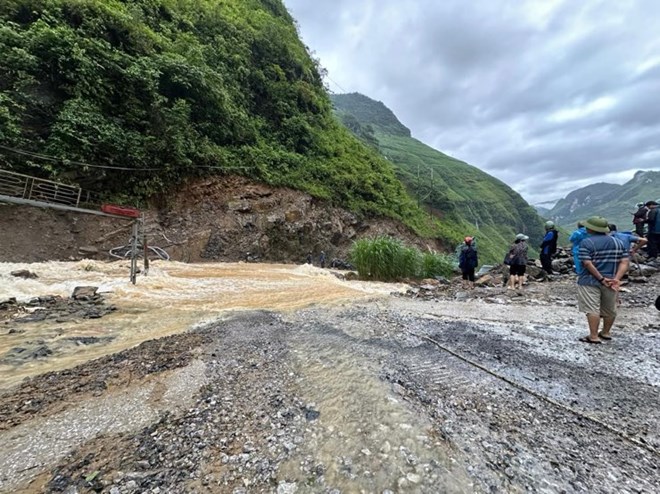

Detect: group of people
[306,250,326,268]
[457,204,660,344]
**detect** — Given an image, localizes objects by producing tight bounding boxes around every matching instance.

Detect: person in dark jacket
[646,200,660,259]
[458,236,478,288]
[632,202,648,236]
[540,221,559,275]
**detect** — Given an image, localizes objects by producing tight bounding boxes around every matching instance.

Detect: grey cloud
[284,0,660,202]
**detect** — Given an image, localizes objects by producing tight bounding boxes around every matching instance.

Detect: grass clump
[350,236,455,281]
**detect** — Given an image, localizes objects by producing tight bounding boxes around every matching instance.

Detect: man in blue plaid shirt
[577,216,629,344]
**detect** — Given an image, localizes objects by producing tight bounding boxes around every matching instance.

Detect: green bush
[420,251,455,279]
[350,236,455,281]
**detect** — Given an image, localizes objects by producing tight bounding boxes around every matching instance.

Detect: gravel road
[1,275,659,493]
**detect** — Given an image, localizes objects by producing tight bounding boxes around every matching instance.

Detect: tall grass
[350,236,456,281]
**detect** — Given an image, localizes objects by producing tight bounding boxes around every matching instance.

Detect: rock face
[0,176,443,264]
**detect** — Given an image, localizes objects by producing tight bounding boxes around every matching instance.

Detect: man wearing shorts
[577,216,629,344]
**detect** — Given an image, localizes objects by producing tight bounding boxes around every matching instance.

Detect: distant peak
[331,92,411,137]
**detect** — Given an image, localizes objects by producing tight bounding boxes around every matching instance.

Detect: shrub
[350,236,454,281]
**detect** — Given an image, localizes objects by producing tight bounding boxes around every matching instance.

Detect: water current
[0,260,404,389]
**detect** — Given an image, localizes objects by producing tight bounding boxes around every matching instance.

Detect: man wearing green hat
[577,216,629,343]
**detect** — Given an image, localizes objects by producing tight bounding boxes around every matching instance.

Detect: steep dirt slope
[0,176,443,264]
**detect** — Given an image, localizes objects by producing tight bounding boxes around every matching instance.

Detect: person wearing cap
[632,202,648,237]
[540,220,559,275]
[645,200,660,259]
[577,216,629,344]
[506,234,529,290]
[569,222,588,275]
[458,236,478,288]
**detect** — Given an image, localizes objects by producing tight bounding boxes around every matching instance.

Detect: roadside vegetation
[350,236,455,281]
[0,0,439,237]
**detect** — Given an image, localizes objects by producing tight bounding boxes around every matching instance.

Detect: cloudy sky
[283,0,660,205]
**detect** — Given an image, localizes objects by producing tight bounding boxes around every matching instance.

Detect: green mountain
[332,93,545,262]
[0,0,435,235]
[547,171,660,229]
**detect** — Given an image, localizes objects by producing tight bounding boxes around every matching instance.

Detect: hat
[515,233,529,241]
[544,220,555,229]
[645,200,658,206]
[583,216,610,233]
[464,236,473,244]
[636,202,645,208]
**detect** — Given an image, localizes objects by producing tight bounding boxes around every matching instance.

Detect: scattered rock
[71,286,99,301]
[10,270,38,279]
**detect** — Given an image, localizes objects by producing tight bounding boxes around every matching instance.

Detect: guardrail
[0,169,82,207]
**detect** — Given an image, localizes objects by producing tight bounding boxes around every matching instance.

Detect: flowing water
[0,260,405,389]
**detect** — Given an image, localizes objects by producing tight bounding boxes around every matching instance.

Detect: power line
[0,144,258,171]
[325,74,348,94]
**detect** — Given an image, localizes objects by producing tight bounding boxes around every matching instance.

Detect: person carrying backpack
[540,221,559,275]
[458,236,478,288]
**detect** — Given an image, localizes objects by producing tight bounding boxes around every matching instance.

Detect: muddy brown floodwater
[0,260,659,493]
[0,260,404,389]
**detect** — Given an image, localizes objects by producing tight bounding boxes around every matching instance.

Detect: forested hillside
[547,171,660,229]
[332,93,545,261]
[0,0,435,234]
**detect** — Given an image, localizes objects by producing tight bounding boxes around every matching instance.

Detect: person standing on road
[569,222,588,275]
[319,251,326,268]
[577,216,629,344]
[507,234,529,290]
[645,201,660,259]
[632,202,648,237]
[306,251,313,264]
[458,237,478,289]
[540,221,559,276]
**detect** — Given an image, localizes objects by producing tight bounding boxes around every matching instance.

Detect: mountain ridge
[331,92,545,262]
[547,170,660,229]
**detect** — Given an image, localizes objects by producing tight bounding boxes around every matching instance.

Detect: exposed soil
[0,175,442,264]
[0,266,659,493]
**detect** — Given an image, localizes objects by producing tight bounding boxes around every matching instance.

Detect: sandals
[598,332,612,340]
[579,336,602,344]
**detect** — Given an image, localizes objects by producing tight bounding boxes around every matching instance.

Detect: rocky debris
[329,258,354,270]
[71,286,99,301]
[9,288,116,325]
[0,297,18,311]
[0,332,211,431]
[0,295,659,492]
[10,269,38,279]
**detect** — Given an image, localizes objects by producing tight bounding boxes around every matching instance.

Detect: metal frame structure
[0,169,145,284]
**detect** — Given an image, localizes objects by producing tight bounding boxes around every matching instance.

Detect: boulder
[10,270,38,279]
[71,286,99,301]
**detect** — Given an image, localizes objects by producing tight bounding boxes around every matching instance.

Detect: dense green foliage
[332,93,546,262]
[0,0,434,232]
[548,171,660,229]
[350,236,455,281]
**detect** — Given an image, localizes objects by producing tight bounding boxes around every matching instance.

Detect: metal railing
[0,169,82,207]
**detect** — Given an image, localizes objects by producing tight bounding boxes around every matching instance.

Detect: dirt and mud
[0,175,442,265]
[0,258,659,493]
